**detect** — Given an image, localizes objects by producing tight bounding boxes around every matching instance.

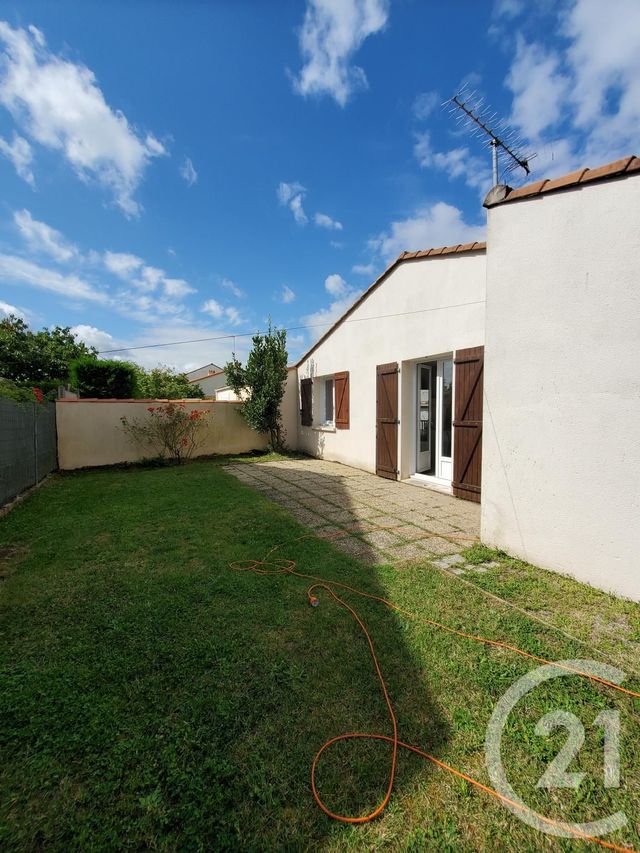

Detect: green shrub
[70,357,138,399]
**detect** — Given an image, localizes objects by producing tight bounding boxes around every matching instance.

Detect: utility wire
[96,300,486,355]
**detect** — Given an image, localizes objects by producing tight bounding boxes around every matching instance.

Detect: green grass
[1,460,639,851]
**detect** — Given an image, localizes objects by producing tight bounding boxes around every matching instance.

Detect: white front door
[415,357,453,480]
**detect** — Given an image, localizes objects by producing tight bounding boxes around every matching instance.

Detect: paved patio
[225,457,481,566]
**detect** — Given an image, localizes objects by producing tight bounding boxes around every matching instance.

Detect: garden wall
[0,399,57,506]
[55,400,269,470]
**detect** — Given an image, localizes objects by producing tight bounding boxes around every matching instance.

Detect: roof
[295,240,486,367]
[484,154,640,209]
[188,369,226,384]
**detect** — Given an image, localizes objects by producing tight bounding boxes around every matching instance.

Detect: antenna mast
[445,86,535,185]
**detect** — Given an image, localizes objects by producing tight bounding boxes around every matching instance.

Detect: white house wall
[482,176,640,601]
[297,252,486,474]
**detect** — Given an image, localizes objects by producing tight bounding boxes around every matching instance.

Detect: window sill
[311,424,336,433]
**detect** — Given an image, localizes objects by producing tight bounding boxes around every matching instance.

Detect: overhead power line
[96,300,486,355]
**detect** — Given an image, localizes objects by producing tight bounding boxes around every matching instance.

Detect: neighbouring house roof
[484,154,640,208]
[186,363,223,379]
[295,241,486,367]
[188,369,226,384]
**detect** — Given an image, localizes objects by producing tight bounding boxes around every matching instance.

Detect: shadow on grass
[0,457,447,851]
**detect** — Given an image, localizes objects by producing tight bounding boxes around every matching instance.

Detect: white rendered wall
[482,177,640,601]
[296,252,486,474]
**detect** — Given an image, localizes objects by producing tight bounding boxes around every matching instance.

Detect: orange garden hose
[230,529,640,852]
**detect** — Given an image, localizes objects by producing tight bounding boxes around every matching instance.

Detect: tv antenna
[445,85,535,185]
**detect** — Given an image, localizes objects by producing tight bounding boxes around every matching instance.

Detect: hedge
[69,358,138,399]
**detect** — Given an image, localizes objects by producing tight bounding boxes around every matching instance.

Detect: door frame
[409,354,454,487]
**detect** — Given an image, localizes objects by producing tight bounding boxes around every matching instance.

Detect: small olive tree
[224,323,288,451]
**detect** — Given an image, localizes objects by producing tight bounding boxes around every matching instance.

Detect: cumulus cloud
[103,251,143,279]
[324,273,347,296]
[0,131,34,185]
[14,209,77,262]
[414,131,492,194]
[301,283,363,335]
[369,201,485,263]
[0,22,166,216]
[502,0,640,178]
[280,284,296,304]
[0,299,27,319]
[314,211,343,230]
[201,298,243,326]
[71,324,115,352]
[180,156,198,186]
[293,0,389,106]
[0,252,108,303]
[277,181,308,224]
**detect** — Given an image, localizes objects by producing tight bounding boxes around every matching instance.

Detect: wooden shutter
[334,371,350,429]
[376,363,398,480]
[452,346,484,502]
[300,378,313,426]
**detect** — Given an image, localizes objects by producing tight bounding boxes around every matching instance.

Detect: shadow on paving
[0,459,450,852]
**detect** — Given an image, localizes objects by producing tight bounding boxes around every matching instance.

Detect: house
[296,242,487,499]
[293,154,640,600]
[186,363,223,382]
[189,369,230,399]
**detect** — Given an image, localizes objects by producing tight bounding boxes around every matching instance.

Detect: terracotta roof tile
[295,240,485,366]
[484,154,639,208]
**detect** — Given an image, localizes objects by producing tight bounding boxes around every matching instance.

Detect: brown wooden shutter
[452,346,484,502]
[334,371,349,429]
[300,378,313,426]
[376,362,398,480]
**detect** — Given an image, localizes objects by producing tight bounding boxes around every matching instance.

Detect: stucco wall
[296,252,486,474]
[56,400,268,470]
[482,175,640,601]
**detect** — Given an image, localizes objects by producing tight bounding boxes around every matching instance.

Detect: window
[324,378,334,424]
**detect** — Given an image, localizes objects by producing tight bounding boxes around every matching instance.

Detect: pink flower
[181,437,189,446]
[147,406,155,412]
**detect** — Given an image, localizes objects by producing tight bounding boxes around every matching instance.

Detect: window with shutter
[334,371,350,429]
[300,378,313,426]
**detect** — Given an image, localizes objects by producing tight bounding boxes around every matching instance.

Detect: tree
[69,357,139,399]
[0,314,97,394]
[134,365,205,400]
[225,323,288,450]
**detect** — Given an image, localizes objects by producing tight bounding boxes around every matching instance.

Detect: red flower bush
[120,404,211,462]
[32,387,44,404]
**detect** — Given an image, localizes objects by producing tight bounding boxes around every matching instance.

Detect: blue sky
[0,0,638,370]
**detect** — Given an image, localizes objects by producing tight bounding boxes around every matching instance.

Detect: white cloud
[180,156,197,186]
[414,131,492,193]
[277,181,308,224]
[301,286,363,335]
[103,251,143,279]
[293,0,389,106]
[0,131,34,185]
[314,211,343,230]
[369,201,485,263]
[412,90,439,120]
[201,298,242,325]
[71,324,114,352]
[352,262,375,275]
[221,277,244,298]
[163,278,195,298]
[0,22,166,216]
[0,252,108,302]
[280,284,296,304]
[324,272,347,296]
[506,37,569,140]
[0,299,27,319]
[493,0,525,18]
[14,209,77,262]
[502,0,640,179]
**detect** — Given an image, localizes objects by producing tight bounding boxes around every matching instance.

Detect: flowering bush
[32,387,44,403]
[120,403,211,462]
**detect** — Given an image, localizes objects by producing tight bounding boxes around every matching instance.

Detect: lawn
[1,458,639,851]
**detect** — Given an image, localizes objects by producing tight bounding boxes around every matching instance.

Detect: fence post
[33,402,38,484]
